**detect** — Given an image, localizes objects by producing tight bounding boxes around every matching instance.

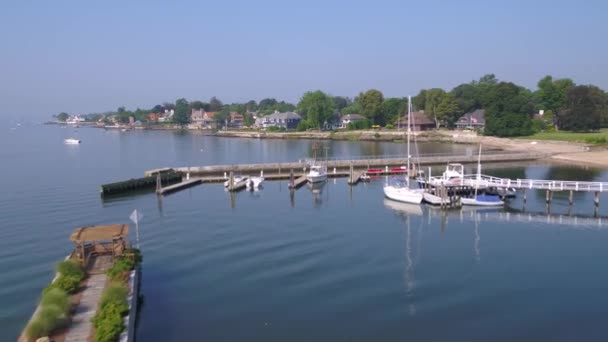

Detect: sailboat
[461,145,504,206]
[383,96,424,204]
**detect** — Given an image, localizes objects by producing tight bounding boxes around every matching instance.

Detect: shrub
[40,288,70,314]
[56,260,85,280]
[107,258,135,281]
[38,305,66,331]
[385,124,394,129]
[53,274,82,294]
[99,285,129,310]
[25,319,48,341]
[93,284,130,342]
[296,120,312,131]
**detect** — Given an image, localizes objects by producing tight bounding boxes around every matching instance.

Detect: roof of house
[266,111,302,120]
[230,112,244,120]
[456,109,485,125]
[204,112,217,119]
[402,111,435,125]
[70,224,129,242]
[341,114,366,121]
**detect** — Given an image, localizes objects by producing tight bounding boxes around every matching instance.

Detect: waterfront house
[203,112,217,128]
[261,111,302,129]
[324,113,342,130]
[230,112,244,128]
[398,111,435,131]
[191,109,205,125]
[340,114,366,128]
[148,113,161,122]
[455,109,485,130]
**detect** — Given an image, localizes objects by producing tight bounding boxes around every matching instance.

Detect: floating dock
[101,169,182,196]
[157,178,202,195]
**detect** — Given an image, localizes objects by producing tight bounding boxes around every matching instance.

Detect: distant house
[260,111,302,129]
[230,112,244,128]
[340,114,366,128]
[324,113,342,130]
[191,109,205,124]
[148,113,161,122]
[397,111,435,131]
[158,109,174,122]
[203,112,217,128]
[455,109,485,130]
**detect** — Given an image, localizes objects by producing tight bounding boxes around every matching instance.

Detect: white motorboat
[64,138,81,145]
[246,176,264,190]
[422,191,452,206]
[461,194,504,206]
[383,96,423,204]
[307,164,327,183]
[360,173,371,182]
[224,175,247,187]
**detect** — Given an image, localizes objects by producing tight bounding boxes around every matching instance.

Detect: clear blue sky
[2,0,607,118]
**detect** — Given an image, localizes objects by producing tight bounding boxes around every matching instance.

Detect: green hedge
[25,288,70,341]
[92,284,130,342]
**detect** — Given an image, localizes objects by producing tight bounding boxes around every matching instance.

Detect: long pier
[145,151,546,179]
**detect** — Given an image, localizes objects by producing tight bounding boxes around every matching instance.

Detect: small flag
[130,209,143,225]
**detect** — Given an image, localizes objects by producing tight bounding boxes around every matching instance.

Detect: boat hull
[246,177,264,190]
[422,192,452,205]
[383,185,423,204]
[461,195,504,207]
[307,174,327,183]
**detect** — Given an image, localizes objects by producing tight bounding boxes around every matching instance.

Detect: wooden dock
[289,175,308,189]
[157,178,202,195]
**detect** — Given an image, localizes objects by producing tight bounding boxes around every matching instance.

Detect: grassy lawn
[516,129,608,144]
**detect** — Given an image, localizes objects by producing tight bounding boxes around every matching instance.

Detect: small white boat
[246,177,264,190]
[224,176,247,187]
[64,138,81,145]
[307,164,327,183]
[461,194,504,207]
[422,191,453,206]
[360,173,371,182]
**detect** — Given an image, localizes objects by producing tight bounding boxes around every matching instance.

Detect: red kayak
[367,168,383,174]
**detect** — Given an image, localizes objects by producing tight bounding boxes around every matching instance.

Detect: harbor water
[1,124,607,341]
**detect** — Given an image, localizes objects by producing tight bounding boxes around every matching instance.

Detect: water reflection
[308,181,327,207]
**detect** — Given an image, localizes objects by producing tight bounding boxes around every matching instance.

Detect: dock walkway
[64,274,107,342]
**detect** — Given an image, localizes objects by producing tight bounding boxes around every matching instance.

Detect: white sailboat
[384,96,423,204]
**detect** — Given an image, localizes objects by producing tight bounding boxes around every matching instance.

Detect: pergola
[69,224,129,269]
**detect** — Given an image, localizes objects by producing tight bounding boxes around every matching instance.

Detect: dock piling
[569,190,574,206]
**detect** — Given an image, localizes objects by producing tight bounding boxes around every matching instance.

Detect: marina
[3,126,608,342]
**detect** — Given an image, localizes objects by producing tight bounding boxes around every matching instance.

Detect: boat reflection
[308,181,327,207]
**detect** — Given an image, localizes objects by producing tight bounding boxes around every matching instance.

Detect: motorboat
[64,138,81,145]
[360,173,371,182]
[224,175,247,187]
[422,191,453,206]
[461,194,504,206]
[246,176,264,190]
[307,164,327,183]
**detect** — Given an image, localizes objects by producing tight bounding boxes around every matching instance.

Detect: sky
[1,0,607,118]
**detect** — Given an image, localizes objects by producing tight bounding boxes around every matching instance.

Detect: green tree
[245,100,258,112]
[55,112,69,122]
[215,108,230,128]
[296,90,335,128]
[450,83,479,113]
[173,98,190,126]
[358,89,385,125]
[341,102,361,114]
[484,82,534,136]
[333,96,350,112]
[435,93,461,127]
[209,96,223,111]
[423,88,446,128]
[558,85,605,131]
[382,97,406,124]
[535,75,575,129]
[189,100,206,110]
[258,98,278,114]
[243,112,254,127]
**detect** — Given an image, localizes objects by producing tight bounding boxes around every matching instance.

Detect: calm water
[1,124,608,341]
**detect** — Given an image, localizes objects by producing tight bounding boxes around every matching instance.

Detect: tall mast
[406,96,411,186]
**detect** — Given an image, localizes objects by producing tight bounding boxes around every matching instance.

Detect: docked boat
[360,173,371,182]
[64,138,81,145]
[224,175,247,187]
[461,194,504,206]
[246,176,264,190]
[383,96,423,205]
[422,191,452,206]
[307,164,327,183]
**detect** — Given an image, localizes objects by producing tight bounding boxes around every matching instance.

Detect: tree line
[55,74,608,136]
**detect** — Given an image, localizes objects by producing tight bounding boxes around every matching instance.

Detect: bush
[53,274,82,294]
[38,305,66,331]
[385,124,394,129]
[93,284,130,342]
[56,260,85,280]
[99,285,129,310]
[25,319,48,341]
[107,258,135,281]
[40,288,70,314]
